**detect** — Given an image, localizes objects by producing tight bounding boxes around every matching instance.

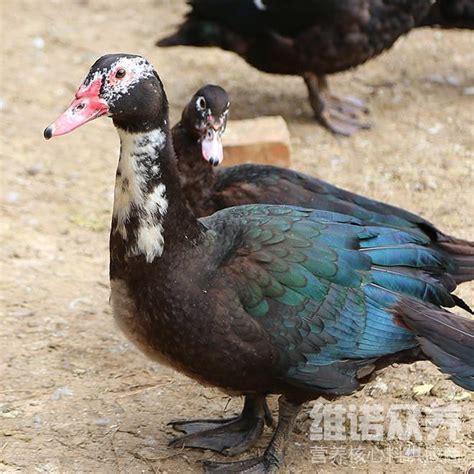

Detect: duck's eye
[197,97,206,110]
[115,68,126,79]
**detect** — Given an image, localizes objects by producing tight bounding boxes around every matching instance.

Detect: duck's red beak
[44,78,109,139]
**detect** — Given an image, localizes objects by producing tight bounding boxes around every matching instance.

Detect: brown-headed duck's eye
[197,97,206,110]
[115,68,126,79]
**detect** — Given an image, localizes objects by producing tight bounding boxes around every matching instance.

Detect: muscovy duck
[157,0,434,135]
[44,54,474,473]
[173,84,230,216]
[420,0,474,28]
[173,85,474,285]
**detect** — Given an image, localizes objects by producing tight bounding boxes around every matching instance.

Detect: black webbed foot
[169,395,270,455]
[203,396,301,473]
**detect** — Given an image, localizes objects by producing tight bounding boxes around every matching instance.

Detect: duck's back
[159,0,433,74]
[419,0,474,29]
[213,164,433,232]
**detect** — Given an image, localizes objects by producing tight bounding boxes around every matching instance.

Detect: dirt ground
[1,1,473,472]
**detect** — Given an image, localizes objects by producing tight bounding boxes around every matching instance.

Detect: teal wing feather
[205,204,465,394]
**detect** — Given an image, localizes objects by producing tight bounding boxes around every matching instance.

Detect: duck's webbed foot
[304,73,370,136]
[169,395,272,456]
[203,396,301,473]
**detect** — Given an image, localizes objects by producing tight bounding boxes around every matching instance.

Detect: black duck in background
[158,0,435,135]
[420,0,474,29]
[173,85,474,285]
[45,54,474,473]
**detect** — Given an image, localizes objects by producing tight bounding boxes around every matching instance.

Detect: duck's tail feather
[393,299,474,391]
[157,31,186,47]
[436,236,474,284]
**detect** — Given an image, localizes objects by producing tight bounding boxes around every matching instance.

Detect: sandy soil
[1,1,473,472]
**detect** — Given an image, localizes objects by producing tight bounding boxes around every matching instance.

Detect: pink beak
[201,127,224,167]
[44,78,109,139]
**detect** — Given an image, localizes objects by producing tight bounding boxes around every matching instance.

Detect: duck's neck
[110,124,203,272]
[173,123,216,215]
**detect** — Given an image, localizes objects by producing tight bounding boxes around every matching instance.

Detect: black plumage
[420,0,474,28]
[158,0,434,135]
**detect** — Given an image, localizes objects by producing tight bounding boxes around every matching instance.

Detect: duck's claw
[169,414,265,455]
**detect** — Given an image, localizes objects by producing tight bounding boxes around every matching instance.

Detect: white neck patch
[113,129,168,262]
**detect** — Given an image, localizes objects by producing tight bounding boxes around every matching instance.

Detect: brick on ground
[222,116,291,167]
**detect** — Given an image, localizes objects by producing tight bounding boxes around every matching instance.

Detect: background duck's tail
[393,300,474,391]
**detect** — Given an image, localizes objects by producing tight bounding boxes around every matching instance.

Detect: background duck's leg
[203,396,301,473]
[303,72,370,136]
[318,75,369,114]
[169,394,270,455]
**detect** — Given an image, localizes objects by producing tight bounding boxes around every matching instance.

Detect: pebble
[412,384,434,397]
[463,86,474,96]
[33,37,45,50]
[26,164,44,176]
[94,418,111,426]
[5,192,19,203]
[51,386,74,400]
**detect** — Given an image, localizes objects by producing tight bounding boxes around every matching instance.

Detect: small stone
[463,86,474,96]
[51,386,74,400]
[33,37,45,50]
[0,405,21,418]
[9,308,35,318]
[412,384,433,397]
[33,415,42,428]
[94,418,111,426]
[26,164,43,176]
[427,74,444,84]
[426,123,443,135]
[5,192,19,203]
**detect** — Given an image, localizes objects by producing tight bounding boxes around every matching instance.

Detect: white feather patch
[135,223,165,263]
[113,129,168,261]
[144,183,168,215]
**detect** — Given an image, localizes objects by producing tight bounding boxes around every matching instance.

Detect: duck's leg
[303,72,370,136]
[203,396,301,473]
[169,394,272,455]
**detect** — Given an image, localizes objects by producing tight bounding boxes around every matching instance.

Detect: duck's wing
[215,164,435,231]
[214,165,474,284]
[204,205,471,394]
